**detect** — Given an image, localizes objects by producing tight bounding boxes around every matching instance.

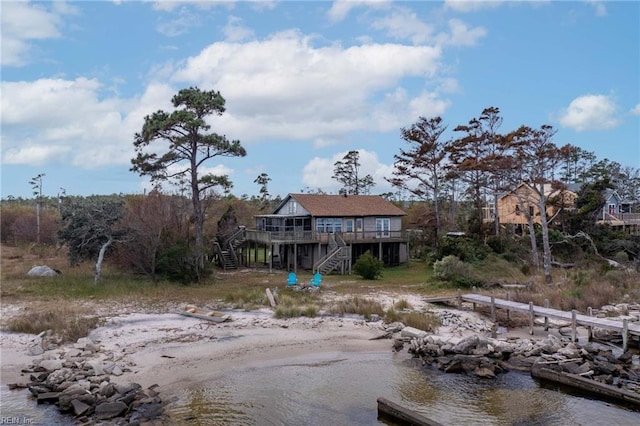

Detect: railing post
[490,296,496,322]
[529,302,534,335]
[544,299,549,331]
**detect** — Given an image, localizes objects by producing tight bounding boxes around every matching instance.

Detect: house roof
[282,193,406,217]
[499,182,577,201]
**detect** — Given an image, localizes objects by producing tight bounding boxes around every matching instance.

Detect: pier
[424,292,640,351]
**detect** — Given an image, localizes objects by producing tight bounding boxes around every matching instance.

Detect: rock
[71,399,91,417]
[27,265,59,277]
[39,359,64,371]
[452,335,479,354]
[401,326,428,339]
[474,367,496,378]
[37,392,61,404]
[95,401,127,420]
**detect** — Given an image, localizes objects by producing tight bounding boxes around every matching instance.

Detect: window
[316,218,342,233]
[287,201,297,214]
[356,218,363,232]
[376,218,390,238]
[346,219,354,232]
[528,206,534,217]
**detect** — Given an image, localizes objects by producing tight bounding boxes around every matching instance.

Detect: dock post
[529,302,534,335]
[471,287,476,310]
[544,299,549,331]
[490,296,496,322]
[571,310,577,342]
[506,292,511,320]
[457,289,462,309]
[587,307,593,341]
[623,319,629,352]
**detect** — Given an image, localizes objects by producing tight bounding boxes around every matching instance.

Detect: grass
[5,301,101,344]
[330,296,385,320]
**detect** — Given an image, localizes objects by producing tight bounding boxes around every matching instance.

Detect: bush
[353,250,384,280]
[432,255,482,287]
[156,242,210,284]
[436,236,488,263]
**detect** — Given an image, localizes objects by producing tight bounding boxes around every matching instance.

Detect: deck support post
[490,296,496,322]
[529,302,534,335]
[571,310,577,342]
[544,299,549,331]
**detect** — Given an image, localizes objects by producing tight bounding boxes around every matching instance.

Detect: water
[3,350,639,425]
[165,351,640,425]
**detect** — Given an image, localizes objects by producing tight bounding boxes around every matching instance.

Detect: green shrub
[432,255,482,287]
[437,236,488,263]
[156,242,210,284]
[353,250,384,280]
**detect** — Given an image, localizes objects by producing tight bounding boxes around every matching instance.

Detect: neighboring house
[483,182,577,228]
[596,189,638,228]
[217,193,408,274]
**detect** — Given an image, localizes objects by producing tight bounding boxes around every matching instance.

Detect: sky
[1,0,639,200]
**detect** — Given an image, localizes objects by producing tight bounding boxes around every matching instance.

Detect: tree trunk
[526,214,539,271]
[94,237,113,284]
[537,190,553,283]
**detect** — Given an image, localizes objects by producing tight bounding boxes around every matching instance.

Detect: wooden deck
[424,293,640,351]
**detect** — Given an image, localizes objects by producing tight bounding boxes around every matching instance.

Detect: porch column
[378,242,382,261]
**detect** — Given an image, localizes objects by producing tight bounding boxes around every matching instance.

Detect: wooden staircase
[213,227,246,270]
[313,233,351,275]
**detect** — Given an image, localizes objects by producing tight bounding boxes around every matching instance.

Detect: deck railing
[245,229,407,243]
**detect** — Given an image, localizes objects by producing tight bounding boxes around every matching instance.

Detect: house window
[515,205,521,215]
[528,206,534,217]
[346,219,354,232]
[288,201,297,214]
[376,218,390,238]
[356,218,363,232]
[316,218,342,233]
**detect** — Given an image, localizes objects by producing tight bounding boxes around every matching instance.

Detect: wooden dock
[425,293,640,351]
[377,397,443,426]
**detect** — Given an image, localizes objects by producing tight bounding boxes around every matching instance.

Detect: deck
[424,293,640,351]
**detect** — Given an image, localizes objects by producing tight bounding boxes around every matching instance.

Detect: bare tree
[332,150,375,195]
[387,116,449,247]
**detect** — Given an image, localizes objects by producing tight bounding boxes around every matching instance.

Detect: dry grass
[329,296,386,320]
[5,301,101,344]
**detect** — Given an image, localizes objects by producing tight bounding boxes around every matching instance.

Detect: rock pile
[8,335,166,425]
[406,331,640,394]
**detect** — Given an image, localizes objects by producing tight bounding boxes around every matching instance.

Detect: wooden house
[216,193,408,274]
[483,182,577,228]
[596,189,639,231]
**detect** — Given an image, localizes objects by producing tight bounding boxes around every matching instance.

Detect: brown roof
[285,193,406,217]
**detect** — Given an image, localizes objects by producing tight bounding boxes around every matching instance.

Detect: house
[596,189,639,230]
[483,182,577,229]
[216,193,408,274]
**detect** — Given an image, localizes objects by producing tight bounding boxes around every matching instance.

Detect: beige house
[484,183,577,227]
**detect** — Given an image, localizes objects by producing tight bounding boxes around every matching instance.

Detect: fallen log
[377,397,443,426]
[531,367,640,406]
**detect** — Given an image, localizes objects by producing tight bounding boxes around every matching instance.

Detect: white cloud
[442,19,486,46]
[152,1,232,12]
[171,31,446,142]
[371,8,435,45]
[0,1,76,66]
[156,11,202,37]
[327,0,390,23]
[0,78,175,168]
[559,94,621,132]
[301,149,394,194]
[586,0,607,17]
[631,104,640,116]
[223,16,255,42]
[444,0,503,13]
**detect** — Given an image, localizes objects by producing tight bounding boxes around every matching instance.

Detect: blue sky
[1,0,639,200]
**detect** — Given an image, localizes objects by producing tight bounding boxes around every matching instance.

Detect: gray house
[217,193,408,274]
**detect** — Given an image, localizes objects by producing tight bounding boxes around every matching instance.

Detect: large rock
[95,401,127,420]
[27,265,59,277]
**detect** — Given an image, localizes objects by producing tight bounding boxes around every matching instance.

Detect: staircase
[313,233,351,275]
[213,227,246,270]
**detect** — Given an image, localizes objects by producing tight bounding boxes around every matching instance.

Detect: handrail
[313,246,344,273]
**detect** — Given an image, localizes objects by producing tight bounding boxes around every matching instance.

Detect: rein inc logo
[0,417,33,425]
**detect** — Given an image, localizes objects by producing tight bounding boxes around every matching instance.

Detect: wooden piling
[544,299,549,331]
[571,310,577,342]
[529,301,534,335]
[377,397,444,426]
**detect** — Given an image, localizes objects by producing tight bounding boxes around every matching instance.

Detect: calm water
[166,350,640,426]
[3,350,639,425]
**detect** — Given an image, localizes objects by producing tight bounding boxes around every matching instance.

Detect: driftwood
[266,288,276,307]
[483,281,532,290]
[551,261,575,269]
[377,397,444,426]
[531,367,640,406]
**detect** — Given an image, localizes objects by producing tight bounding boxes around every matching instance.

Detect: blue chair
[287,272,299,286]
[309,272,322,288]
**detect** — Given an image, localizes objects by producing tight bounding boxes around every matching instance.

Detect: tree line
[2,88,638,284]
